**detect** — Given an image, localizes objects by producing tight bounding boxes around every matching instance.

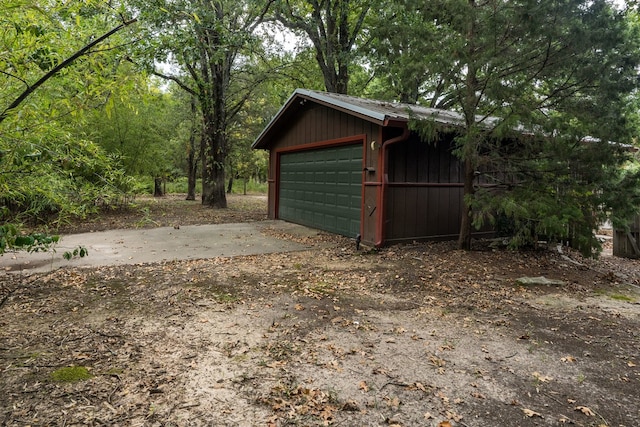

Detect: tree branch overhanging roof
[251,89,475,149]
[251,89,632,150]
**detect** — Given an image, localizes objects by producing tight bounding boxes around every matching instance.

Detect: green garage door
[279,144,362,237]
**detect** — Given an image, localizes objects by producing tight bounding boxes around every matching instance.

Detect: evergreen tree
[374,0,640,254]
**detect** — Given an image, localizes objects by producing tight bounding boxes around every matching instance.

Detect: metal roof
[300,89,468,124]
[252,89,475,149]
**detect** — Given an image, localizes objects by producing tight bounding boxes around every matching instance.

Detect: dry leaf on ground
[523,408,543,418]
[576,406,596,416]
[532,371,553,382]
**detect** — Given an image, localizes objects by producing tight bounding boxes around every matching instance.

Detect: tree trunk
[201,107,227,208]
[201,135,227,208]
[186,97,198,201]
[201,157,226,207]
[154,177,164,197]
[196,1,235,209]
[227,173,233,194]
[458,0,478,251]
[458,157,475,250]
[186,155,197,200]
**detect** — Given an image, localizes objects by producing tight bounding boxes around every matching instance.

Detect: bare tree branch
[151,70,197,96]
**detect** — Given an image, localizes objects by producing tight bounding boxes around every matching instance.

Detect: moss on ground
[50,366,93,382]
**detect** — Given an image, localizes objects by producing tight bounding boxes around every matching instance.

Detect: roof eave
[296,89,389,125]
[251,90,302,150]
[251,89,403,150]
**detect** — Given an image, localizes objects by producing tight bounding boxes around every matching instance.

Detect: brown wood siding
[268,104,379,155]
[613,215,640,258]
[386,135,462,183]
[258,94,504,246]
[386,186,463,241]
[385,134,465,242]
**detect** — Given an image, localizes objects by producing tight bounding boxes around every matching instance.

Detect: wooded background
[2,0,640,255]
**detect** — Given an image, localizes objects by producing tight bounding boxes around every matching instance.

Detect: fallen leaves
[341,400,359,411]
[4,197,640,427]
[413,382,428,392]
[429,354,447,375]
[558,414,573,423]
[575,405,595,416]
[532,371,553,383]
[264,384,338,424]
[445,410,464,422]
[523,408,543,418]
[428,354,447,370]
[384,396,400,409]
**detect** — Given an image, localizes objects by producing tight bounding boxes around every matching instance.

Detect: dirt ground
[1,194,639,427]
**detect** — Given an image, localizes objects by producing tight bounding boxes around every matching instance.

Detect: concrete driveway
[1,221,318,274]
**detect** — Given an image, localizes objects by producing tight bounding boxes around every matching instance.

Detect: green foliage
[274,0,370,93]
[229,178,267,195]
[143,176,267,195]
[0,0,139,248]
[369,0,640,254]
[2,0,638,261]
[63,246,89,261]
[470,134,640,256]
[129,0,276,207]
[82,75,186,180]
[0,224,59,254]
[363,0,447,104]
[1,127,138,227]
[605,162,640,231]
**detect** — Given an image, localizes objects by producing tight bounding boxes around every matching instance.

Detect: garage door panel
[279,144,362,237]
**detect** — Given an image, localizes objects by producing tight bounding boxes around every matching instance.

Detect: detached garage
[252,89,491,247]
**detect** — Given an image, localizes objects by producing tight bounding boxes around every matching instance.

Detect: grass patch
[307,281,335,296]
[594,289,635,302]
[187,282,242,303]
[215,292,241,303]
[609,293,634,302]
[50,366,93,382]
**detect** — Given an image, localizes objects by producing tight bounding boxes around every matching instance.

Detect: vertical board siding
[613,215,640,258]
[387,186,463,239]
[386,135,464,241]
[271,104,377,149]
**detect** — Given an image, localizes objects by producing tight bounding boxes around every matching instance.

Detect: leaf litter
[1,194,640,426]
